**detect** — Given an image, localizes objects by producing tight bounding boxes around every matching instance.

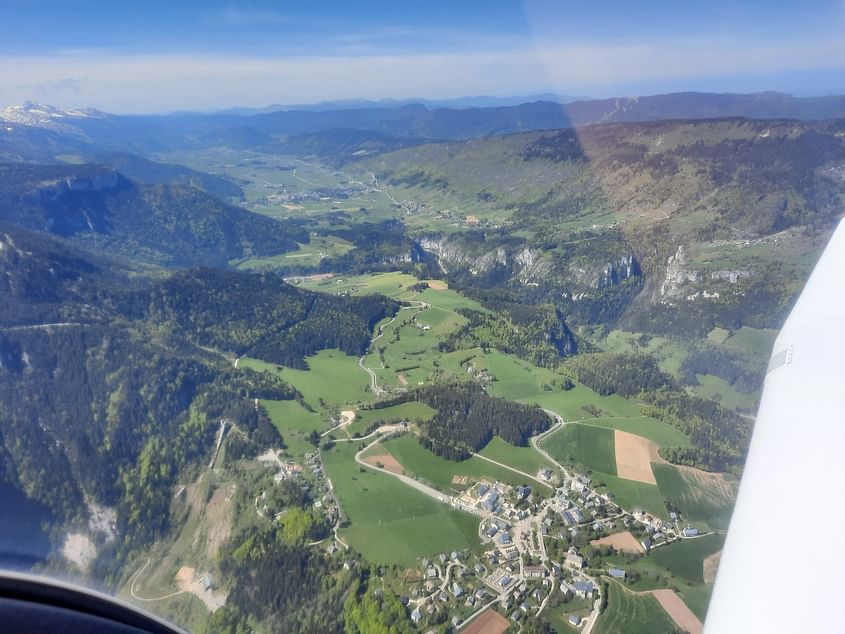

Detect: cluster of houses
[465,364,495,385]
[474,482,533,521]
[407,552,496,628]
[397,464,707,630]
[545,473,622,535]
[272,460,303,483]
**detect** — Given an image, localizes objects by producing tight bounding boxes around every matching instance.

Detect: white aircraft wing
[705,218,845,632]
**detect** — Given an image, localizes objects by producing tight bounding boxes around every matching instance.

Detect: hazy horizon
[1,0,843,113]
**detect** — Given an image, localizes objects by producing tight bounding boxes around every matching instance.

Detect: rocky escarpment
[34,169,124,200]
[657,245,754,304]
[418,234,640,292]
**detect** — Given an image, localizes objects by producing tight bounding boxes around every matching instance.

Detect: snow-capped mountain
[0,101,105,130]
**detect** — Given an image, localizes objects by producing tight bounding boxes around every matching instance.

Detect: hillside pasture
[261,399,326,457]
[594,581,678,634]
[650,533,725,584]
[383,434,547,493]
[346,402,436,436]
[541,423,617,475]
[595,473,668,520]
[240,349,372,411]
[321,442,481,568]
[477,436,554,475]
[652,464,737,530]
[580,416,691,449]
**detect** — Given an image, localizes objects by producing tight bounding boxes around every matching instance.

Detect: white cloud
[0,34,842,112]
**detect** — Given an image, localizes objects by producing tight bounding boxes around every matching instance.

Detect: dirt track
[614,430,657,484]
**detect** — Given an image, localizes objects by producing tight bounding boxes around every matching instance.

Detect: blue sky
[0,0,843,112]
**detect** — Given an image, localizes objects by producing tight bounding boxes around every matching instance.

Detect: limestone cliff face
[418,234,639,290]
[35,169,124,203]
[597,255,641,289]
[657,245,753,303]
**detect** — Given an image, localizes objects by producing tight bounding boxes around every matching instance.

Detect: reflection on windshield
[0,1,843,633]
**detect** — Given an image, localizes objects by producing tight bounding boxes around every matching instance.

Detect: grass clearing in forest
[239,350,372,411]
[261,399,326,457]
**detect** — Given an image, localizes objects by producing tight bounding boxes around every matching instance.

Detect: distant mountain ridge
[4,91,845,158]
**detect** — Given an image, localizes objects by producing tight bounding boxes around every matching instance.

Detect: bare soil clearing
[703,550,722,584]
[205,483,235,558]
[590,530,645,554]
[398,373,409,385]
[363,453,404,475]
[426,280,448,290]
[176,566,227,613]
[615,430,657,484]
[61,533,97,572]
[463,609,510,634]
[652,589,702,634]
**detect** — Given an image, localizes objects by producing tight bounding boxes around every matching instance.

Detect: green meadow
[261,399,326,458]
[321,441,481,568]
[652,464,736,530]
[650,533,725,584]
[542,424,617,475]
[239,349,372,411]
[594,581,677,634]
[579,417,691,449]
[382,434,549,493]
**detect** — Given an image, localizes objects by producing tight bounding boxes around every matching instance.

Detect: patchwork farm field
[580,417,691,449]
[595,581,678,634]
[653,464,737,530]
[321,442,481,568]
[650,533,725,584]
[232,268,735,611]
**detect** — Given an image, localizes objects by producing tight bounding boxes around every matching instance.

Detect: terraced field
[653,463,737,530]
[595,581,678,634]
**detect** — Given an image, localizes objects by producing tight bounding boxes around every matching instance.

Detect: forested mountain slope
[0,163,304,266]
[0,225,396,564]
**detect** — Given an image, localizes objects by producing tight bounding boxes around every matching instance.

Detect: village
[256,430,703,634]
